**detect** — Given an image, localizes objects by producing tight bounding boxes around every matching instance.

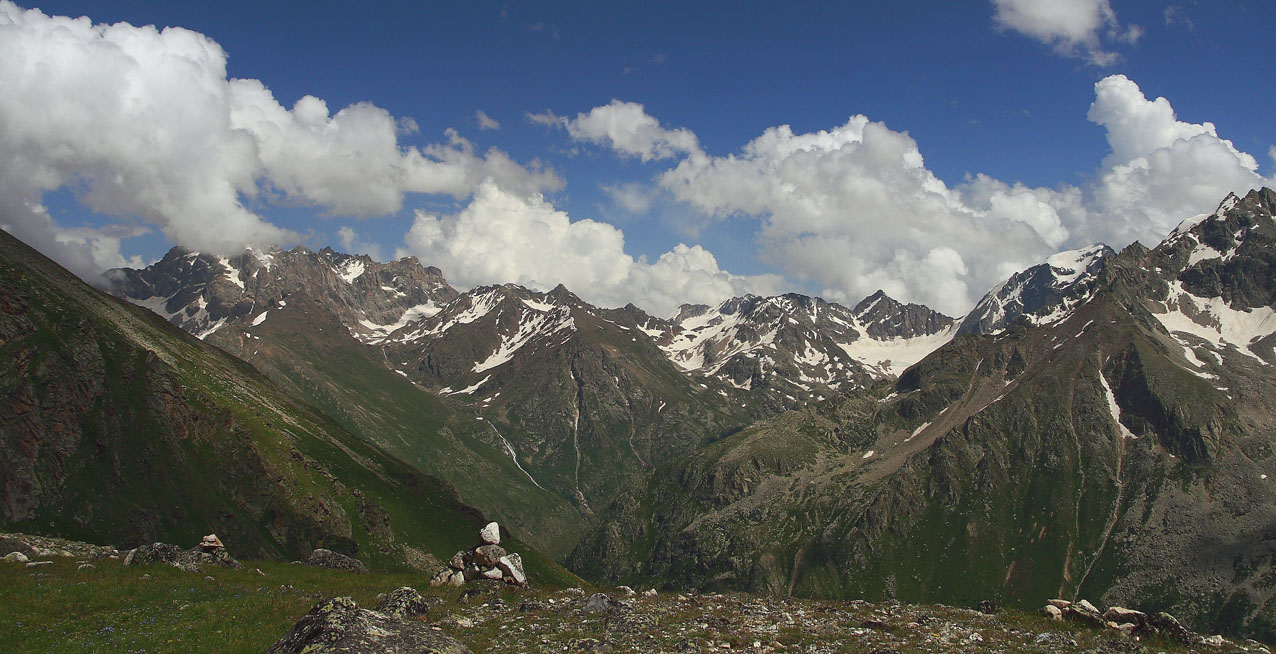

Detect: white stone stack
[429,522,527,588]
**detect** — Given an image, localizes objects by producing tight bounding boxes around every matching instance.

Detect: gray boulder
[2,551,29,564]
[582,593,618,614]
[374,587,430,619]
[307,548,368,574]
[473,544,506,568]
[267,597,471,654]
[497,553,526,586]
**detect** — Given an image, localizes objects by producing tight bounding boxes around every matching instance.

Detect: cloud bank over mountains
[1,1,1272,317]
[0,3,558,278]
[546,75,1274,315]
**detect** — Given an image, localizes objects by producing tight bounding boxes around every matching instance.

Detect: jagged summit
[108,244,458,344]
[957,243,1114,335]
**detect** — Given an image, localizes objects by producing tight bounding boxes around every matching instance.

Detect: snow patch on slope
[1097,372,1137,440]
[473,308,576,373]
[1152,282,1276,363]
[837,326,957,378]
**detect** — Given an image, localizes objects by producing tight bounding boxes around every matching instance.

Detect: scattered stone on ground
[429,522,527,589]
[0,532,120,560]
[267,596,471,654]
[305,548,368,574]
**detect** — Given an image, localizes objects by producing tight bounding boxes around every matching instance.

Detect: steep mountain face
[0,228,546,574]
[570,189,1276,641]
[379,283,760,524]
[647,292,956,402]
[958,244,1114,335]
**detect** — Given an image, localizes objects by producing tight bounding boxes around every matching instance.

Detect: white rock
[1043,605,1063,621]
[2,552,29,564]
[481,567,503,580]
[448,570,465,587]
[643,589,658,598]
[1077,599,1100,614]
[480,521,501,545]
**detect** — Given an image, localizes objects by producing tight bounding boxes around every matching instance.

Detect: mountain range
[5,188,1275,640]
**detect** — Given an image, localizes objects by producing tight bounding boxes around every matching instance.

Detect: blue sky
[3,1,1274,315]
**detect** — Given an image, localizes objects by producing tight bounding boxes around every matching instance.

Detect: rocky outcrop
[430,522,526,588]
[374,586,432,619]
[267,596,471,654]
[307,548,368,574]
[124,540,242,572]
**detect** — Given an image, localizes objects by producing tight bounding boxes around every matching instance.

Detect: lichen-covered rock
[429,568,454,587]
[374,586,430,619]
[267,596,472,654]
[449,550,467,570]
[2,551,29,564]
[1142,611,1194,645]
[307,548,368,574]
[582,593,618,614]
[123,542,243,571]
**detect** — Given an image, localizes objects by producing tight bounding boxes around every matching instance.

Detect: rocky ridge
[957,244,1114,335]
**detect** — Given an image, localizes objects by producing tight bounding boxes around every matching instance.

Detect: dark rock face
[307,548,368,574]
[852,290,954,340]
[267,596,471,654]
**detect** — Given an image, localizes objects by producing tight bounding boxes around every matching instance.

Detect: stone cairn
[429,522,526,588]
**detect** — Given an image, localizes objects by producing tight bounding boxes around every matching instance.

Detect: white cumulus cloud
[656,115,1054,315]
[475,109,501,130]
[400,180,781,316]
[992,0,1139,66]
[557,75,1275,316]
[0,2,559,278]
[532,100,701,162]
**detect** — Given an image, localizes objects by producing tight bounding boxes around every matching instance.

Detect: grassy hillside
[0,228,575,584]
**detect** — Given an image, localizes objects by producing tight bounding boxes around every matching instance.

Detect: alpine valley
[6,189,1276,641]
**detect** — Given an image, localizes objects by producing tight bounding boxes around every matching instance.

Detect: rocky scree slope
[570,189,1276,642]
[0,227,549,573]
